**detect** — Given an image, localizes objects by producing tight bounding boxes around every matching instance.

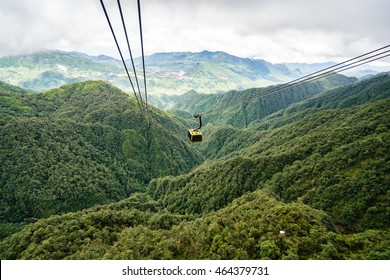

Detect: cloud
[139,0,390,63]
[0,0,107,56]
[0,0,389,64]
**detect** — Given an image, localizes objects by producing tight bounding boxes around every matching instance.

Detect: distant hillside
[195,73,390,160]
[0,80,203,234]
[248,72,390,131]
[139,50,302,94]
[0,50,363,95]
[155,74,357,128]
[0,51,126,92]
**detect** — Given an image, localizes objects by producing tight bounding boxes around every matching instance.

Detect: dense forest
[0,73,389,259]
[152,73,356,128]
[0,80,202,237]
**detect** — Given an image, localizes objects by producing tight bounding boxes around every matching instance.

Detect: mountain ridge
[2,49,382,95]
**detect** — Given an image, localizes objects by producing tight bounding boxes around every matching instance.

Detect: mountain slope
[157,74,356,128]
[259,72,390,124]
[0,80,34,124]
[200,73,390,159]
[0,80,203,230]
[140,50,301,94]
[147,76,390,232]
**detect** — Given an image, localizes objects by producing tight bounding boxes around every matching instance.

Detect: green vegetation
[0,72,389,259]
[148,98,390,231]
[0,80,202,237]
[160,74,356,128]
[1,191,388,260]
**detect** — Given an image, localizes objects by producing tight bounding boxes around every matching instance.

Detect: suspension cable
[137,0,148,111]
[284,53,390,88]
[281,45,390,89]
[203,45,390,114]
[100,0,143,111]
[117,0,144,111]
[253,46,390,101]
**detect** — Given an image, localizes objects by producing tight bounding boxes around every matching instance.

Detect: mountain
[153,74,357,127]
[0,50,127,92]
[1,86,389,259]
[0,74,389,260]
[137,50,302,94]
[0,49,368,96]
[0,80,203,236]
[0,50,300,94]
[148,95,390,232]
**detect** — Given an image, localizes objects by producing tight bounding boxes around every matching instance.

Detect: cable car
[188,114,202,143]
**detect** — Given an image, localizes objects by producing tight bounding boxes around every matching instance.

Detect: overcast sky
[0,0,389,64]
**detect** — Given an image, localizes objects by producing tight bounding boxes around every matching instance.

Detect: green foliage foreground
[0,191,388,260]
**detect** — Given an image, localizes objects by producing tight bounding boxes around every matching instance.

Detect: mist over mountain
[1,49,383,96]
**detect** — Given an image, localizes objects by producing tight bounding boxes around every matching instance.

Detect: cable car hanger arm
[193,114,202,130]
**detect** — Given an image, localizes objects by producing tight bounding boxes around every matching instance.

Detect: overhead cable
[100,0,143,111]
[137,0,148,110]
[254,45,390,100]
[117,0,144,111]
[206,45,390,113]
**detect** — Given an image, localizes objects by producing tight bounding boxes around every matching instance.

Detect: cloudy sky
[0,0,389,64]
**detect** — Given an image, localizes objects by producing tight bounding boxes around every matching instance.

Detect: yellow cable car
[188,128,202,143]
[188,114,202,143]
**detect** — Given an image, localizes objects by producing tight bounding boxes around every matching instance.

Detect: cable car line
[117,0,144,111]
[253,47,390,102]
[100,0,143,111]
[202,45,390,116]
[137,0,149,111]
[239,46,390,107]
[289,52,390,87]
[277,44,390,92]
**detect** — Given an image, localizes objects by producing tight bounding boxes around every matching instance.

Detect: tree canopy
[0,73,389,259]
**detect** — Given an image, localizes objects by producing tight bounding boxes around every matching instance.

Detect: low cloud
[0,0,389,64]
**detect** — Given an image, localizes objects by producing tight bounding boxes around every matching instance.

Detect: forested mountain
[199,72,390,159]
[0,51,125,92]
[149,97,390,229]
[0,80,202,237]
[152,74,357,127]
[0,73,389,260]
